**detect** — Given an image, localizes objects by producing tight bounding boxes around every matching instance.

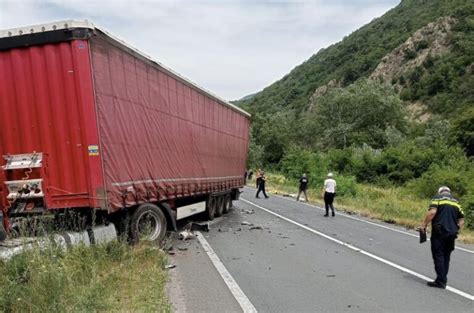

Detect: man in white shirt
[322,173,337,217]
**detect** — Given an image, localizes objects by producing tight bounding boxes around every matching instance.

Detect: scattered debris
[163,243,173,252]
[384,219,396,224]
[184,222,210,232]
[241,221,253,226]
[268,266,272,270]
[177,247,188,251]
[249,226,263,230]
[242,209,255,214]
[289,243,295,246]
[236,228,242,232]
[179,230,196,241]
[167,251,175,255]
[327,274,336,278]
[165,264,176,269]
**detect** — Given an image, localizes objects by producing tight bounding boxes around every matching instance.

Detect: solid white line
[247,188,474,254]
[241,198,474,301]
[196,231,258,313]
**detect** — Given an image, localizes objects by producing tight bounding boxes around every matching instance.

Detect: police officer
[421,186,464,289]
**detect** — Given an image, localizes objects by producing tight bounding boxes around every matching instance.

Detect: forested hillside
[237,0,474,229]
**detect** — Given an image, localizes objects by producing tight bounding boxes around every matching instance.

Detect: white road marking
[196,231,258,313]
[246,188,474,254]
[241,198,474,301]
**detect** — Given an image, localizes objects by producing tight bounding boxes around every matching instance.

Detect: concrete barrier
[90,224,117,244]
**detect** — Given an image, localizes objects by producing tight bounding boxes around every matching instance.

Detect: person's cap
[438,186,451,194]
[327,173,333,177]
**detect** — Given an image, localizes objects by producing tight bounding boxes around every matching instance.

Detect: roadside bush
[333,174,358,197]
[407,163,473,198]
[460,193,474,230]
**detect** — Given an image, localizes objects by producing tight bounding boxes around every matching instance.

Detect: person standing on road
[421,186,464,289]
[296,173,309,202]
[256,169,262,188]
[322,173,336,217]
[256,171,269,199]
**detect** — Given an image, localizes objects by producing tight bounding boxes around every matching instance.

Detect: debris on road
[241,221,253,226]
[184,222,210,232]
[163,243,174,252]
[250,226,263,230]
[177,247,188,251]
[241,209,255,214]
[165,264,176,269]
[384,219,396,224]
[327,274,336,278]
[179,230,196,241]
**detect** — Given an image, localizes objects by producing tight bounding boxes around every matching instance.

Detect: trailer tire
[206,197,216,221]
[0,223,6,241]
[130,203,167,244]
[223,194,232,214]
[215,196,225,217]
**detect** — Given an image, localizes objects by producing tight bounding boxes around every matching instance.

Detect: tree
[309,79,407,150]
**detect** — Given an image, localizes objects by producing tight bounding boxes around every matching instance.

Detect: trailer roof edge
[0,19,251,118]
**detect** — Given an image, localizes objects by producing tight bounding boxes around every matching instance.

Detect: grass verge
[250,173,474,244]
[0,241,170,312]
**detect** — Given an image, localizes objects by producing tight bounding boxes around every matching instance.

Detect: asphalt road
[169,187,474,312]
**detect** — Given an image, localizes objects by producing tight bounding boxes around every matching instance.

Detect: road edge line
[241,198,474,301]
[196,231,258,313]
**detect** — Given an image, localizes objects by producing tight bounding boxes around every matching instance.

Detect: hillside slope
[238,0,473,118]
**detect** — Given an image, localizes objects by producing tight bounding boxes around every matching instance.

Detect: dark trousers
[324,192,335,215]
[256,184,268,198]
[431,235,455,286]
[297,188,308,201]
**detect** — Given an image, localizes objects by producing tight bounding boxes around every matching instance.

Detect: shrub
[407,164,473,198]
[334,174,359,197]
[460,193,474,230]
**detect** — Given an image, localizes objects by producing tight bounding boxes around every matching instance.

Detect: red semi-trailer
[0,20,250,242]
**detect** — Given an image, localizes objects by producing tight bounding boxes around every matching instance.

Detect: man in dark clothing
[421,186,464,289]
[256,171,269,199]
[296,173,308,202]
[256,169,262,188]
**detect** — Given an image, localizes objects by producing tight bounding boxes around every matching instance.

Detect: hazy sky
[0,0,400,100]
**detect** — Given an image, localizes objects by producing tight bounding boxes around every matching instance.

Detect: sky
[0,0,400,100]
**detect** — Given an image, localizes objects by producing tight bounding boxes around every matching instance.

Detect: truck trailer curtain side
[0,20,250,242]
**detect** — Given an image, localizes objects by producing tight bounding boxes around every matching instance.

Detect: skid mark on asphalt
[196,231,258,313]
[243,188,474,254]
[241,198,474,302]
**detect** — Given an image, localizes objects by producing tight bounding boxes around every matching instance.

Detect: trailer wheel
[206,197,216,221]
[215,196,225,217]
[130,203,167,244]
[0,223,6,242]
[223,194,232,214]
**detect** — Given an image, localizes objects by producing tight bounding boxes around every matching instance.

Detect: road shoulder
[166,233,242,313]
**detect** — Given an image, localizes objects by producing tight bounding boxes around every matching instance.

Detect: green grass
[0,241,171,312]
[252,173,474,243]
